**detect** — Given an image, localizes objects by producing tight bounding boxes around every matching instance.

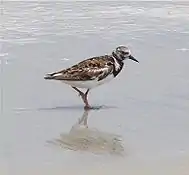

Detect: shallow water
[1,1,189,175]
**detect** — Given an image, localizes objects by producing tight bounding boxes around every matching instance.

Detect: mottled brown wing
[52,56,114,81]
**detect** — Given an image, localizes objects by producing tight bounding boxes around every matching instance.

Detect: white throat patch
[112,56,121,71]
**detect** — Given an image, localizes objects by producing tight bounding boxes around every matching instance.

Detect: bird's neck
[111,52,124,77]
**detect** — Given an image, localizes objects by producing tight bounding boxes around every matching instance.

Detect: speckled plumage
[44,46,138,109]
[45,55,123,82]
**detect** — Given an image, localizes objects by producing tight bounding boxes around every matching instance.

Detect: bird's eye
[121,51,129,55]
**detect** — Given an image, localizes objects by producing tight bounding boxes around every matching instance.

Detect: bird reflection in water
[47,109,124,156]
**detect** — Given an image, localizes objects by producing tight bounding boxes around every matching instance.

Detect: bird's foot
[84,105,93,110]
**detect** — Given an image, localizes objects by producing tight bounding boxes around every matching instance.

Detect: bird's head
[112,46,139,63]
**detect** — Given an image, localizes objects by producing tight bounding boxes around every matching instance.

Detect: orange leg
[72,87,91,109]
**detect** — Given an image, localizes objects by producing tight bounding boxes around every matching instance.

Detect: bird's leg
[83,89,91,110]
[72,87,91,109]
[72,86,85,97]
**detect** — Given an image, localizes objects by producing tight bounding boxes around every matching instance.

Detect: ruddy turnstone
[44,46,138,109]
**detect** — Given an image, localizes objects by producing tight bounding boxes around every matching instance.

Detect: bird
[44,45,139,109]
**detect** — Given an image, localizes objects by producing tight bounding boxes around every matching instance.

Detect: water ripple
[1,1,189,44]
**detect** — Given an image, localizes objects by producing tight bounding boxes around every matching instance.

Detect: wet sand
[1,1,189,175]
[2,154,189,175]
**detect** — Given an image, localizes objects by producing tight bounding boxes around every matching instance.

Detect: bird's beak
[129,55,139,63]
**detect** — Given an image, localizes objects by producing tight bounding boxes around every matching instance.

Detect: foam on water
[1,1,189,44]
